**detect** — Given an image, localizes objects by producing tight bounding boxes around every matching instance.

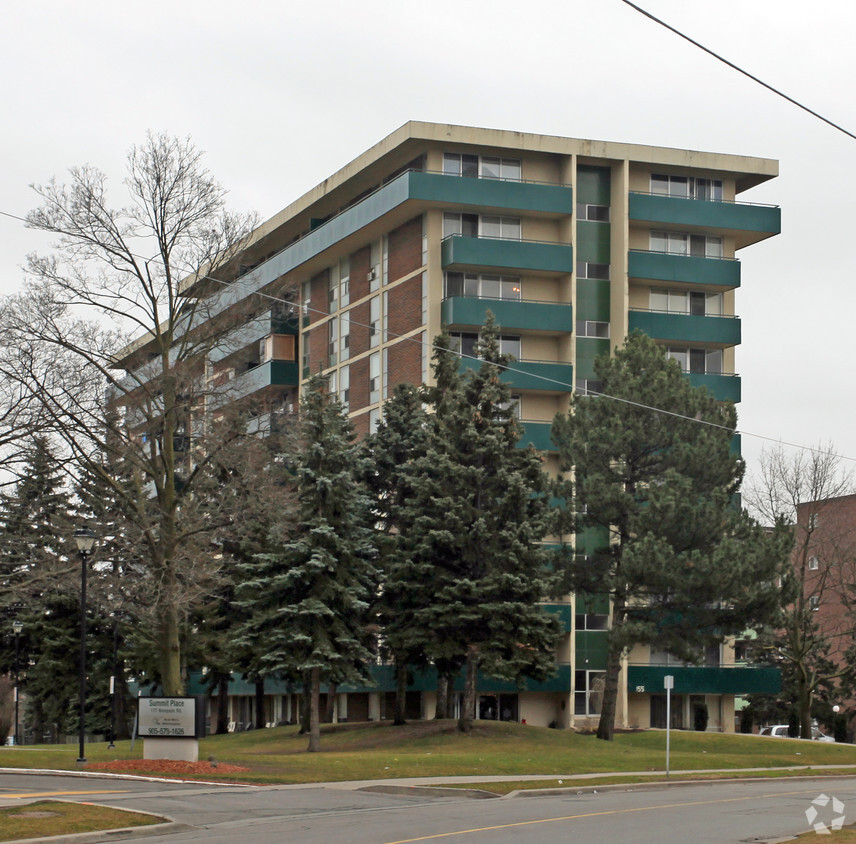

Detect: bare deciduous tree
[745,443,856,739]
[1,133,278,695]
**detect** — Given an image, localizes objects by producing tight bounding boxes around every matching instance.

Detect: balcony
[230,360,299,401]
[209,309,299,364]
[441,297,573,334]
[628,309,741,346]
[442,235,573,275]
[628,250,741,289]
[629,192,781,248]
[206,171,573,323]
[518,419,555,452]
[687,372,741,403]
[627,664,781,695]
[458,357,573,392]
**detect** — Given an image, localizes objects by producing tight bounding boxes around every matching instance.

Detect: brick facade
[386,333,423,388]
[388,216,423,282]
[387,274,423,340]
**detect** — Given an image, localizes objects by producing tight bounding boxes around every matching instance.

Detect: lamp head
[11,620,22,635]
[74,528,97,554]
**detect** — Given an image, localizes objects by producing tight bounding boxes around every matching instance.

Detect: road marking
[0,790,129,800]
[384,787,845,842]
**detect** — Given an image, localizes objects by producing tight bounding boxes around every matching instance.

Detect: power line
[619,0,856,143]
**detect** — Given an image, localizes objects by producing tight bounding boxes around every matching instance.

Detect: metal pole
[13,631,19,747]
[108,615,118,749]
[664,674,674,779]
[77,548,88,764]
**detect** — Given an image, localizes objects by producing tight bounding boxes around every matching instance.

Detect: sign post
[138,696,206,762]
[664,675,674,778]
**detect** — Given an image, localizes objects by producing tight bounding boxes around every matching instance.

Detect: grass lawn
[0,800,161,842]
[2,721,856,785]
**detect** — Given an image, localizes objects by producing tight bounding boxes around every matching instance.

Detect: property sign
[138,696,200,738]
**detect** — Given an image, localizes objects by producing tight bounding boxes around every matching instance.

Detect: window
[809,595,820,612]
[369,296,380,348]
[443,212,520,240]
[808,556,819,571]
[328,270,338,312]
[301,280,311,319]
[575,613,609,631]
[576,262,610,280]
[382,235,389,286]
[369,353,380,404]
[328,317,338,366]
[444,272,521,300]
[576,320,610,339]
[650,231,723,258]
[369,242,380,293]
[339,258,350,308]
[301,334,310,376]
[498,394,522,419]
[340,313,350,362]
[444,152,521,181]
[649,288,722,315]
[809,513,819,530]
[339,365,350,412]
[577,203,610,222]
[575,670,605,716]
[666,347,723,375]
[369,407,381,434]
[575,379,604,397]
[449,332,521,360]
[651,173,723,201]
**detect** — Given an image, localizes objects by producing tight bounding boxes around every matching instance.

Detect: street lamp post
[11,620,22,746]
[74,528,96,764]
[108,609,120,749]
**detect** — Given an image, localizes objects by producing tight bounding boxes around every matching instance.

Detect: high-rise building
[119,122,782,730]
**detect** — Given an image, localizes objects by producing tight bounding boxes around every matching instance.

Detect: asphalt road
[3,772,856,843]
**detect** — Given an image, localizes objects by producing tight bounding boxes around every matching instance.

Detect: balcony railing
[628,308,741,346]
[442,234,573,274]
[628,248,741,289]
[441,296,573,334]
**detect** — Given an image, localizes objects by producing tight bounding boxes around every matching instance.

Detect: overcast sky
[1,0,853,481]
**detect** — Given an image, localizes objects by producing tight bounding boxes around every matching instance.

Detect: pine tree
[409,314,562,732]
[362,383,432,725]
[552,332,789,741]
[235,375,378,751]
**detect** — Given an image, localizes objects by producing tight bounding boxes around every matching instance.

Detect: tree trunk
[394,660,408,726]
[435,674,448,720]
[216,675,230,735]
[457,649,477,733]
[308,667,321,752]
[159,599,183,696]
[299,678,310,734]
[255,678,265,729]
[596,639,623,741]
[325,683,338,723]
[797,671,813,739]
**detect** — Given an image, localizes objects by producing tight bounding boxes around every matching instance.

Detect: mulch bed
[88,759,250,775]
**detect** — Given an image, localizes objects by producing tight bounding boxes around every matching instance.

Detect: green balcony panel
[575,525,610,556]
[628,311,741,346]
[688,372,741,403]
[232,360,299,400]
[627,665,781,695]
[576,278,611,321]
[628,250,741,289]
[517,420,555,452]
[542,602,572,631]
[575,631,609,671]
[458,357,573,392]
[441,297,573,334]
[409,171,573,214]
[629,193,781,245]
[576,337,610,380]
[442,235,573,274]
[731,433,741,456]
[576,593,610,615]
[209,311,299,364]
[576,220,611,264]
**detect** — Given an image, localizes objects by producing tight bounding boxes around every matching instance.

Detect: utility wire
[619,0,856,143]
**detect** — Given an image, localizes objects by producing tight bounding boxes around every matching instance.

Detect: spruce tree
[552,332,789,740]
[362,383,432,725]
[410,314,562,732]
[235,375,378,751]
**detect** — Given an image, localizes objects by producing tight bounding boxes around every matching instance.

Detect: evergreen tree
[362,383,432,725]
[235,375,378,751]
[552,332,789,741]
[409,314,562,732]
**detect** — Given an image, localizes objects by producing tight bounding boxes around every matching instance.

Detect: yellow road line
[385,787,844,843]
[0,790,129,800]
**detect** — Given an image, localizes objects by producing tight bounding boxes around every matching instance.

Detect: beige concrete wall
[519,692,567,728]
[522,392,562,420]
[522,335,560,361]
[627,694,649,729]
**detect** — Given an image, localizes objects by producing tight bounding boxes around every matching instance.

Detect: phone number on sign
[143,728,189,736]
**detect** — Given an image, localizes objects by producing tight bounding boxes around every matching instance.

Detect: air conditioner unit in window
[367,268,378,281]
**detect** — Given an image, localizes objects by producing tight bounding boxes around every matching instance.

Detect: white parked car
[759,724,835,742]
